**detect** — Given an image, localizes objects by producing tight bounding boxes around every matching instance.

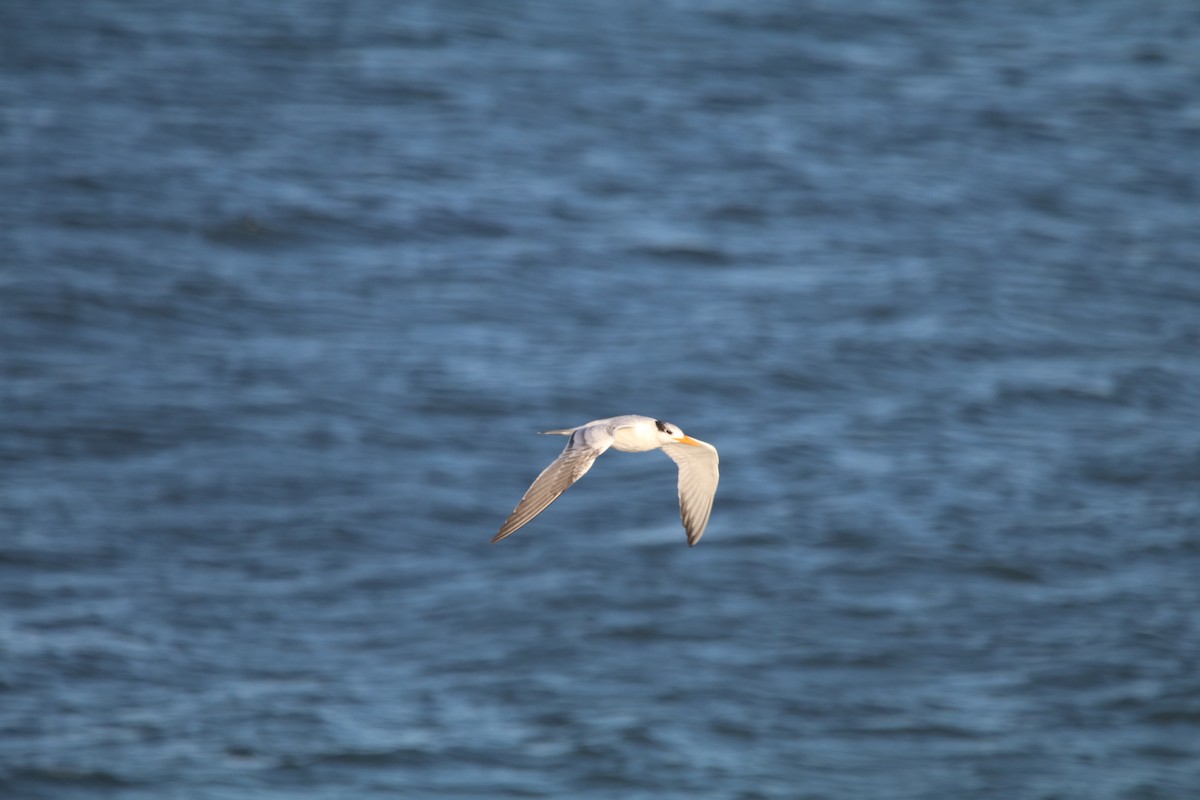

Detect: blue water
[3,2,1200,798]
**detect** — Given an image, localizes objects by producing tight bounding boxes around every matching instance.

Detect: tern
[492,415,719,546]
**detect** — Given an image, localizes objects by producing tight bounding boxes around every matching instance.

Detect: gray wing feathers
[661,439,720,546]
[493,439,608,542]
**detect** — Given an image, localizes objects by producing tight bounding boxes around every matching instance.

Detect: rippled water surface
[3,2,1200,798]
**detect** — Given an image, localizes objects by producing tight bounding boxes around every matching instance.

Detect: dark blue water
[4,2,1200,798]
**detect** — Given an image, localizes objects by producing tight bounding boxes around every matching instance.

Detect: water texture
[3,1,1199,798]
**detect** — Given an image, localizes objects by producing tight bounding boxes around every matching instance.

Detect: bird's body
[493,415,719,546]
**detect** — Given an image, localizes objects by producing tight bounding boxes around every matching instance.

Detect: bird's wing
[661,437,720,546]
[493,430,613,542]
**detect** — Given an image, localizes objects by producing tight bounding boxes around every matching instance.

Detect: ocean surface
[3,1,1200,798]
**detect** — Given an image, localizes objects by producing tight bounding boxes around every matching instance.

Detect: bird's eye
[655,420,668,433]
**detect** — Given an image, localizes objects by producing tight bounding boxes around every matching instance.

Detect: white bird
[493,415,719,546]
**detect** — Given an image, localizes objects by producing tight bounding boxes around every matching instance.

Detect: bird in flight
[493,415,719,546]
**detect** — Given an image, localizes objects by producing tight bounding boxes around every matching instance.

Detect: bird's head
[654,418,702,446]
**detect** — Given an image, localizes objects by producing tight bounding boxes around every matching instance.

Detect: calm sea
[3,1,1199,798]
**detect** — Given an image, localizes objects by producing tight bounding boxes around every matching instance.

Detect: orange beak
[674,435,702,446]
